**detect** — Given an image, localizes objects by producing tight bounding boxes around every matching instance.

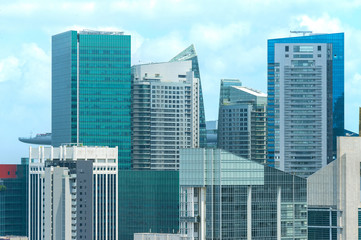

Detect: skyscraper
[267,33,344,177]
[28,146,118,240]
[170,45,207,148]
[131,45,205,170]
[218,79,267,164]
[52,30,131,169]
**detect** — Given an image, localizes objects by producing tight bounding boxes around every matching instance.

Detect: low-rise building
[179,148,307,239]
[134,233,182,240]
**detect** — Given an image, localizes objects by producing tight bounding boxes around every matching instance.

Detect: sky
[1,0,361,164]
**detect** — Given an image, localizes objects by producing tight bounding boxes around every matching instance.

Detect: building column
[247,186,252,240]
[277,186,281,240]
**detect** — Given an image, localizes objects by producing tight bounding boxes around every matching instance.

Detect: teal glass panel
[118,171,179,240]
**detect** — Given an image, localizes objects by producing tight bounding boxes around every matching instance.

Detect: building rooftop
[78,29,124,35]
[232,86,267,97]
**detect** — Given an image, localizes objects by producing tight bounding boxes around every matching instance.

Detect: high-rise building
[267,33,344,177]
[170,45,207,148]
[218,79,267,164]
[131,45,205,170]
[308,137,361,239]
[51,30,131,169]
[28,146,118,240]
[0,160,28,237]
[179,148,307,239]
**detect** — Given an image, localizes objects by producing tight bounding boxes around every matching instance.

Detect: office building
[52,30,131,169]
[28,146,118,240]
[0,161,28,237]
[179,148,307,240]
[267,33,344,177]
[218,79,267,164]
[308,137,361,239]
[119,171,179,240]
[205,120,217,148]
[131,45,205,170]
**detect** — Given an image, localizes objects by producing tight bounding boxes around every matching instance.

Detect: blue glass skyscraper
[267,33,344,177]
[52,30,131,169]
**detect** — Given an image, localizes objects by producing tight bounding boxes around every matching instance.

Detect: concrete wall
[134,233,181,240]
[308,137,361,240]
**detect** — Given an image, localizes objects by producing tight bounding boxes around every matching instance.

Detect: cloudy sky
[1,0,361,163]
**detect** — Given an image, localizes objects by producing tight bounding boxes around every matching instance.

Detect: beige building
[308,137,361,239]
[0,237,28,240]
[134,233,183,240]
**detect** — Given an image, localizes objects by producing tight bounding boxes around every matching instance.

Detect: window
[293,45,314,53]
[285,46,289,52]
[318,46,321,51]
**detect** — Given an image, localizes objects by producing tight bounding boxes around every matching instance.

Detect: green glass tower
[52,30,131,169]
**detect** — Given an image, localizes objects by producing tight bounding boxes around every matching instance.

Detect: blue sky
[1,0,361,163]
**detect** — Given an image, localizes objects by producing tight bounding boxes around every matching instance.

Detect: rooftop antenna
[290,30,313,36]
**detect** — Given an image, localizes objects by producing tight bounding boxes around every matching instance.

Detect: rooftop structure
[18,133,51,145]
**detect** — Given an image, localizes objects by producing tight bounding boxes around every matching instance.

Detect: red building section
[0,164,18,178]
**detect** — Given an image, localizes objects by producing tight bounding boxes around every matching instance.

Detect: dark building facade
[118,171,179,240]
[0,161,28,236]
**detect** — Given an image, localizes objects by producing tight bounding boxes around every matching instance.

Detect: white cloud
[190,22,250,51]
[0,3,40,16]
[0,43,50,101]
[132,31,186,64]
[346,73,361,96]
[0,56,21,82]
[297,14,343,33]
[60,2,96,12]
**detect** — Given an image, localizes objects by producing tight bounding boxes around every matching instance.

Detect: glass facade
[308,208,338,240]
[52,30,131,169]
[0,163,28,236]
[267,33,344,168]
[206,120,218,148]
[180,149,307,240]
[118,171,179,240]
